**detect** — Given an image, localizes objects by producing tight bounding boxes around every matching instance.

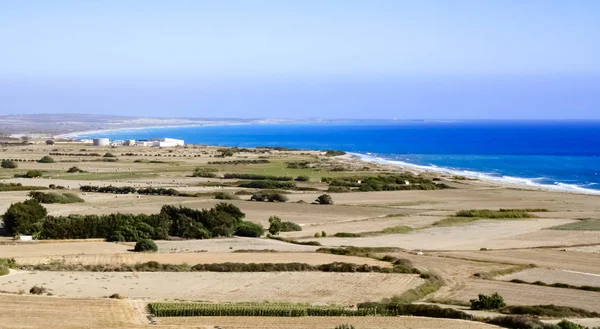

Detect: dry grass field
[156,316,502,329]
[497,268,600,287]
[15,252,390,267]
[0,294,143,329]
[0,271,423,304]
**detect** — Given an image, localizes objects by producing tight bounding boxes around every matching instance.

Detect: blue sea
[74,121,600,194]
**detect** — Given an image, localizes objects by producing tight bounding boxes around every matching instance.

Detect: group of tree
[323,173,450,191]
[238,180,296,189]
[1,200,263,241]
[267,216,302,235]
[250,191,288,202]
[13,170,43,178]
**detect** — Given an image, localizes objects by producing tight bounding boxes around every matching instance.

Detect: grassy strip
[316,246,403,257]
[484,316,588,329]
[267,235,321,246]
[550,219,600,231]
[333,225,413,238]
[509,279,600,292]
[387,272,443,304]
[433,208,547,227]
[500,304,600,318]
[20,261,407,273]
[473,265,536,280]
[0,183,48,192]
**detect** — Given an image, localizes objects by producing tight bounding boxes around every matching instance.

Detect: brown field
[15,252,389,267]
[0,241,131,258]
[0,294,142,329]
[156,316,501,329]
[498,268,600,287]
[439,249,600,274]
[436,279,600,313]
[0,271,423,304]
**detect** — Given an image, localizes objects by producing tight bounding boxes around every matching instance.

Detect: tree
[134,239,158,252]
[218,148,234,157]
[470,293,506,310]
[1,160,17,169]
[316,194,334,205]
[234,221,264,238]
[45,140,55,145]
[2,200,47,236]
[37,156,55,163]
[268,216,283,235]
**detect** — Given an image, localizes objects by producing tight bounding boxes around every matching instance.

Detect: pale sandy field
[0,271,423,304]
[436,279,600,313]
[498,268,600,287]
[156,316,502,329]
[0,294,143,329]
[15,252,390,267]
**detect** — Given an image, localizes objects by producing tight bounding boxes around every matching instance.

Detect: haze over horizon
[1,1,599,119]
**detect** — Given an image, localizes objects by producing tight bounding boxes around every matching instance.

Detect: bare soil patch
[0,271,423,304]
[0,241,130,258]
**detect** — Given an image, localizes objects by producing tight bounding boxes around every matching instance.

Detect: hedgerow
[223,173,293,181]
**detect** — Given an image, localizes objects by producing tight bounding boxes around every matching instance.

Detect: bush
[267,216,283,235]
[2,200,47,236]
[103,152,116,158]
[0,265,9,276]
[45,140,55,145]
[29,285,48,295]
[251,191,288,202]
[470,292,506,310]
[325,150,346,156]
[335,325,355,329]
[15,170,43,178]
[223,173,293,181]
[1,160,18,169]
[66,166,84,173]
[234,221,264,238]
[28,191,84,204]
[215,192,238,200]
[37,156,55,163]
[295,175,310,182]
[316,194,334,205]
[239,180,296,189]
[192,167,218,178]
[134,239,158,252]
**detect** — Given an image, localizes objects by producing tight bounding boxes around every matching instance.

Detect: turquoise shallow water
[74,120,600,193]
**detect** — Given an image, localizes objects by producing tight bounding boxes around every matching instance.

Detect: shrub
[37,156,55,163]
[268,216,283,235]
[239,180,296,189]
[29,285,48,295]
[470,292,506,310]
[28,191,84,204]
[45,140,55,145]
[456,209,538,219]
[295,175,310,182]
[281,221,302,232]
[500,305,600,318]
[321,231,327,237]
[251,191,288,202]
[2,200,47,236]
[335,325,355,329]
[103,152,116,158]
[215,192,238,200]
[66,166,84,173]
[0,265,9,276]
[15,170,43,178]
[325,150,346,156]
[192,167,218,178]
[234,221,264,238]
[223,173,293,181]
[316,194,333,205]
[109,293,124,299]
[134,239,158,252]
[1,160,18,169]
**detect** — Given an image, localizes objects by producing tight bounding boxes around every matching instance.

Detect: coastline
[53,124,600,197]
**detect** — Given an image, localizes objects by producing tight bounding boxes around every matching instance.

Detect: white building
[93,138,110,146]
[147,138,184,147]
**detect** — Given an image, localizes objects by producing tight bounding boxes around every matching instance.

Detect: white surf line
[561,269,600,277]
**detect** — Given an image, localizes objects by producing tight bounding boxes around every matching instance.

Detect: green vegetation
[192,167,218,178]
[333,225,413,238]
[37,156,55,163]
[66,166,85,173]
[286,161,311,169]
[134,239,158,252]
[500,305,600,318]
[316,246,402,257]
[0,183,48,192]
[1,159,18,168]
[29,285,48,295]
[214,192,238,200]
[2,199,48,236]
[508,279,600,292]
[223,173,293,181]
[14,170,43,178]
[208,159,270,165]
[81,185,182,196]
[234,221,265,237]
[267,216,301,235]
[0,265,9,276]
[103,152,116,158]
[456,209,544,219]
[239,180,296,189]
[325,150,346,156]
[335,325,355,329]
[295,175,310,181]
[550,219,600,231]
[473,265,536,280]
[324,173,450,192]
[316,194,334,204]
[28,191,84,204]
[470,292,506,310]
[355,302,471,320]
[250,191,288,202]
[486,316,595,329]
[386,272,443,304]
[267,235,322,246]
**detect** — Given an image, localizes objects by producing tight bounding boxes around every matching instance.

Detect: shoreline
[52,124,600,197]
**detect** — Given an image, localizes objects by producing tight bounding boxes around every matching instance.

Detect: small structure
[147,138,184,147]
[19,235,33,241]
[93,138,110,146]
[124,139,136,146]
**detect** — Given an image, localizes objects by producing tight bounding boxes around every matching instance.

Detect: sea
[73,120,600,194]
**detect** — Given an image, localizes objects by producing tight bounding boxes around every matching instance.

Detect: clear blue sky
[1,0,599,119]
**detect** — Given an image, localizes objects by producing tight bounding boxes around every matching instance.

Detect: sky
[1,0,599,119]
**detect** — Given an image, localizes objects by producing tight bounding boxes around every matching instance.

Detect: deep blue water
[74,121,600,193]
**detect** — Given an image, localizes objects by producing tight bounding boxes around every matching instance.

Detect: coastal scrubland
[0,140,599,328]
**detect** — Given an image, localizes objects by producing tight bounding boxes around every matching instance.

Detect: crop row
[148,303,380,317]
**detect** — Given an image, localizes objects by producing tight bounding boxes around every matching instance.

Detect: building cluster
[90,137,184,147]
